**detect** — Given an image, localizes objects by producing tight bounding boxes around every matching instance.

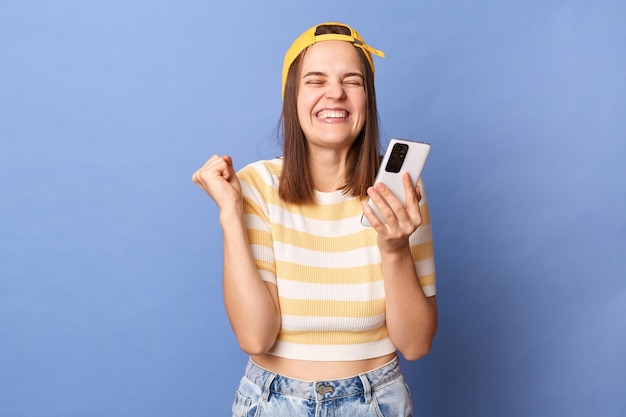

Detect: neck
[308,149,349,192]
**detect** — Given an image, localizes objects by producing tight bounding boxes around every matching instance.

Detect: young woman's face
[296,41,367,153]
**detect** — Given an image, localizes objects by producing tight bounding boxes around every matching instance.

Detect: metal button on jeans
[316,383,334,395]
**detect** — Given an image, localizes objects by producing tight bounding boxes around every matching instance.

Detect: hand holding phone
[361,138,431,227]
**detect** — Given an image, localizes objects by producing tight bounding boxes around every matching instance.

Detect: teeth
[317,110,348,119]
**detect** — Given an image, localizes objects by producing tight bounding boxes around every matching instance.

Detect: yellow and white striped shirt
[237,158,436,361]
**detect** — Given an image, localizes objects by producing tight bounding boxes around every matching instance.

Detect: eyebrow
[302,71,364,79]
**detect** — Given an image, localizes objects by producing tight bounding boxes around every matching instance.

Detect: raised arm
[192,155,281,354]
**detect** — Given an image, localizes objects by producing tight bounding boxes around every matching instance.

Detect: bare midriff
[250,352,397,381]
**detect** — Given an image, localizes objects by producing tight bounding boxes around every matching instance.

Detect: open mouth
[316,109,349,120]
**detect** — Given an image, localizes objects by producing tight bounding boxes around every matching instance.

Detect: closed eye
[343,73,364,87]
[303,72,326,86]
[344,79,363,87]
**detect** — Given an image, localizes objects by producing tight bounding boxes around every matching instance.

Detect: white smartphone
[361,138,431,227]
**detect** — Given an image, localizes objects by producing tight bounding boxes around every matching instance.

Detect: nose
[325,80,346,100]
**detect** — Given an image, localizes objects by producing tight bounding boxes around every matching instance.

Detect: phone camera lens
[385,143,408,173]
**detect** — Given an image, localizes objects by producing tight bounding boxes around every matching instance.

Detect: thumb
[222,155,236,178]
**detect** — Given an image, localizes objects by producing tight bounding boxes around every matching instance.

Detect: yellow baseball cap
[281,22,385,99]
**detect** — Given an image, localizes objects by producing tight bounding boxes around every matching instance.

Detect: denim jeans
[231,356,413,417]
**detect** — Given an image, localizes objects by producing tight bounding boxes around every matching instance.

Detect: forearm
[220,209,281,354]
[381,243,438,361]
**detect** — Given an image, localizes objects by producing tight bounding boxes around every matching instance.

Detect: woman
[193,22,437,417]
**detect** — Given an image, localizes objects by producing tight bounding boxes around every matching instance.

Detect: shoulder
[237,157,283,184]
[237,158,283,205]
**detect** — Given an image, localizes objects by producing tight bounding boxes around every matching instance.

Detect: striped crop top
[237,158,436,361]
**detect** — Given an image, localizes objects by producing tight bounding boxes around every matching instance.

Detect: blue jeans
[232,356,413,417]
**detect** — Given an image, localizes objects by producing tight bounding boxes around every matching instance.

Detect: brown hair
[278,24,381,204]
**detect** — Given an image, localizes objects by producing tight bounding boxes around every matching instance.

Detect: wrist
[219,204,244,226]
[377,237,411,257]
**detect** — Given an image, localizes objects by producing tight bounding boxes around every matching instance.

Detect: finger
[222,155,237,181]
[399,173,424,228]
[414,183,422,203]
[200,154,221,169]
[193,155,218,182]
[192,155,229,185]
[373,182,407,225]
[400,172,419,210]
[374,178,422,232]
[361,200,384,228]
[369,184,398,224]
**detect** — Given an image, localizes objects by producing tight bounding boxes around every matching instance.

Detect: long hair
[278,24,381,204]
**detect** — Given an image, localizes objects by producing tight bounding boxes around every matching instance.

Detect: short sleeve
[237,162,278,285]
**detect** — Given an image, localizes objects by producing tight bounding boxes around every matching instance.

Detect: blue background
[1,1,624,416]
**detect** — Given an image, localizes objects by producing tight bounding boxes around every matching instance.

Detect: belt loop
[359,374,372,404]
[261,372,277,402]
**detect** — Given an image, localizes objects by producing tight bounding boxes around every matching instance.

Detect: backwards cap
[281,22,385,99]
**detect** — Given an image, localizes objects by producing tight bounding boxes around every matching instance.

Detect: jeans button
[316,384,333,395]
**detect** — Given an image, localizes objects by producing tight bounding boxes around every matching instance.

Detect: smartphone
[361,138,431,227]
